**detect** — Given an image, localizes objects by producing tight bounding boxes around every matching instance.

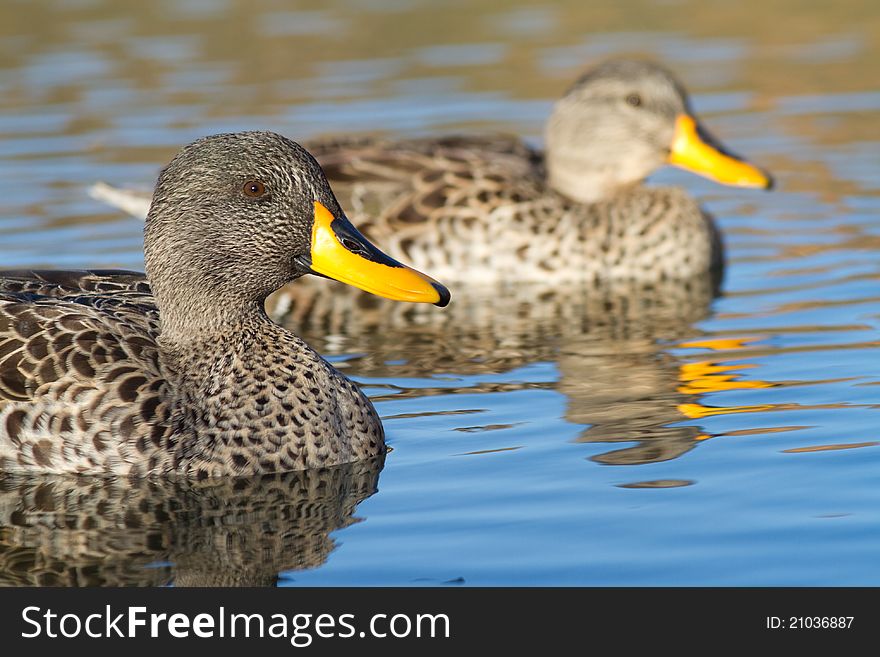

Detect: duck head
[144,131,449,335]
[544,58,773,203]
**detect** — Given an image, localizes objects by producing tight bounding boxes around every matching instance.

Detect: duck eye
[625,93,642,107]
[243,180,267,198]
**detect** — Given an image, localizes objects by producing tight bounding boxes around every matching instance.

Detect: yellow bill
[307,201,450,307]
[668,114,773,189]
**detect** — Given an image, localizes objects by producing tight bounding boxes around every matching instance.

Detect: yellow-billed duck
[91,59,772,286]
[1,131,449,477]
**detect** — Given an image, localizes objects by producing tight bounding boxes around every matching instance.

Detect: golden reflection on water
[677,361,773,394]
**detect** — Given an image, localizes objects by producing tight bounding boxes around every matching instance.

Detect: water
[1,0,878,586]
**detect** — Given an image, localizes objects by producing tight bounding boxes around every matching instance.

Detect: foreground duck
[91,59,772,285]
[0,131,449,477]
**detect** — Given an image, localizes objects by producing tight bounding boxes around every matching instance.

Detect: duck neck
[154,295,272,370]
[150,284,270,345]
[544,152,624,204]
[143,202,293,344]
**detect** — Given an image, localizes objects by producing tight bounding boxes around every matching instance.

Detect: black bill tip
[432,282,451,308]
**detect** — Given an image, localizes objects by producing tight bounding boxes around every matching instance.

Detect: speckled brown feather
[0,273,167,475]
[0,272,383,478]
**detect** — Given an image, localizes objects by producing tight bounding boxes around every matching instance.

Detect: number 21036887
[766,617,853,629]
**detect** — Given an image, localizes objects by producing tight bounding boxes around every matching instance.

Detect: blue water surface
[0,0,877,587]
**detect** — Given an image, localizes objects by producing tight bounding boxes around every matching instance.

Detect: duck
[0,131,450,478]
[90,58,772,287]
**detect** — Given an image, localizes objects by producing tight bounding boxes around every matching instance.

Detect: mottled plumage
[91,59,770,286]
[313,152,724,284]
[0,131,451,477]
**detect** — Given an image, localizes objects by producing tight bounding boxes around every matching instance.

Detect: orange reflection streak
[675,335,776,421]
[678,402,776,420]
[677,361,774,394]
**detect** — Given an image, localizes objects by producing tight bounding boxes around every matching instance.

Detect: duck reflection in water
[0,456,383,586]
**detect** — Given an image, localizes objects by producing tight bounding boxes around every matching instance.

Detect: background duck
[0,131,449,478]
[90,58,772,287]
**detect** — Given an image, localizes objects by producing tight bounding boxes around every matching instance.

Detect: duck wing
[304,134,547,267]
[0,270,166,475]
[0,269,153,300]
[306,133,539,180]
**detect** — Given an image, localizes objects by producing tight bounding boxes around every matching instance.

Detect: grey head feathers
[144,131,345,337]
[545,59,691,203]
